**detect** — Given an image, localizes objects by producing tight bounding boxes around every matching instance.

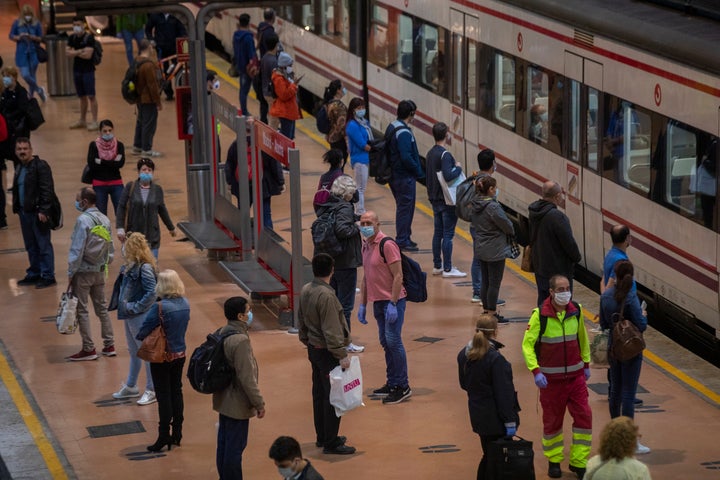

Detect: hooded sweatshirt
[527,199,581,278]
[470,195,514,262]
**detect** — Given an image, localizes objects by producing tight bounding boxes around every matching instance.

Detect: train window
[603,98,651,192]
[569,80,581,163]
[451,33,463,106]
[494,53,515,128]
[368,4,391,68]
[322,0,350,49]
[467,39,477,112]
[526,66,564,156]
[419,24,443,93]
[586,87,600,170]
[397,14,414,78]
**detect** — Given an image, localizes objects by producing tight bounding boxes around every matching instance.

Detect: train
[203,0,720,366]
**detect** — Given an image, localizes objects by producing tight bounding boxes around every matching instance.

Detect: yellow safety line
[213,57,720,407]
[0,350,68,479]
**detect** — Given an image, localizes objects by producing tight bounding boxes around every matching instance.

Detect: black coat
[261,152,284,199]
[316,196,361,269]
[12,156,54,216]
[145,13,187,52]
[0,84,30,143]
[116,181,174,250]
[458,339,520,436]
[527,199,581,278]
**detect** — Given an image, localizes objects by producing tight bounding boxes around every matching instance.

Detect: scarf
[95,137,118,161]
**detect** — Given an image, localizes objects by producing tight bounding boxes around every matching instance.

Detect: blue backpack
[316,104,330,134]
[379,237,427,303]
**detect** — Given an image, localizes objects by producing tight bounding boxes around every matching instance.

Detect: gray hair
[331,175,357,199]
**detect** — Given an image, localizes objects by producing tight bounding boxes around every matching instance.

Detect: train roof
[499,0,720,77]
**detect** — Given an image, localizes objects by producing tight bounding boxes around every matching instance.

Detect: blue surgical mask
[2,77,11,88]
[101,133,114,141]
[75,200,84,212]
[139,172,153,183]
[285,66,293,74]
[246,311,254,325]
[277,466,294,478]
[355,109,366,120]
[360,226,375,238]
[342,87,347,96]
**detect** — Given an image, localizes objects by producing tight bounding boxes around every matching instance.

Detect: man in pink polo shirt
[358,211,412,405]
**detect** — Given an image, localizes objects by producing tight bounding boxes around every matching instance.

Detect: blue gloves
[505,426,517,437]
[584,368,591,381]
[385,302,398,324]
[358,304,367,324]
[534,372,548,389]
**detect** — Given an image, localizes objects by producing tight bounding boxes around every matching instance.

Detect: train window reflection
[397,14,413,77]
[665,123,698,215]
[419,25,442,92]
[586,88,599,170]
[368,4,391,68]
[321,0,350,48]
[604,99,650,192]
[569,80,580,163]
[494,53,515,127]
[467,39,477,111]
[452,32,463,105]
[527,66,564,156]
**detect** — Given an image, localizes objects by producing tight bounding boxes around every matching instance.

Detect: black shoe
[496,298,506,307]
[316,435,346,448]
[371,384,392,397]
[408,240,418,248]
[147,436,173,452]
[17,275,40,286]
[382,386,412,405]
[494,313,509,325]
[569,465,586,479]
[634,397,643,405]
[323,444,355,455]
[400,244,419,252]
[35,278,57,289]
[548,462,562,478]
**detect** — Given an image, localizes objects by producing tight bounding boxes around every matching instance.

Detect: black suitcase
[486,435,536,480]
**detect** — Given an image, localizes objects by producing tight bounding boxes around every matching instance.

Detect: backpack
[121,59,150,105]
[246,57,260,78]
[369,124,409,185]
[47,192,63,231]
[85,34,102,65]
[311,207,343,256]
[187,330,241,394]
[379,237,427,302]
[533,301,581,358]
[313,170,343,209]
[25,98,45,131]
[316,104,330,134]
[82,212,112,272]
[455,173,480,222]
[611,303,646,361]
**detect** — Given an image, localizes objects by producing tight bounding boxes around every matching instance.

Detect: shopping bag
[329,356,364,417]
[56,288,79,334]
[590,329,610,367]
[486,435,536,480]
[436,169,466,206]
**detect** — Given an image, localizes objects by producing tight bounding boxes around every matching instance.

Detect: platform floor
[0,3,719,479]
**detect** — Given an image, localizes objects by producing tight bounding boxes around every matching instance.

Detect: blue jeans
[279,118,295,140]
[373,298,408,388]
[609,353,643,419]
[330,268,357,331]
[217,414,249,480]
[122,314,154,391]
[19,64,40,98]
[93,184,124,216]
[470,226,482,296]
[431,203,458,270]
[262,197,273,229]
[479,259,505,311]
[389,176,416,247]
[120,29,145,66]
[239,72,252,116]
[18,210,54,279]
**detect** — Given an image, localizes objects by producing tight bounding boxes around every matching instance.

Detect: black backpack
[187,330,240,394]
[455,173,480,222]
[316,104,330,134]
[379,237,427,302]
[85,33,103,65]
[121,59,150,105]
[311,207,343,257]
[369,123,409,185]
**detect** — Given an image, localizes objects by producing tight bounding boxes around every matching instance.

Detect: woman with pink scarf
[86,119,126,215]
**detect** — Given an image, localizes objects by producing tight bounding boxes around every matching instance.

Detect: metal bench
[177,194,242,251]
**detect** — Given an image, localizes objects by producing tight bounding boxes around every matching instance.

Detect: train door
[450,9,479,172]
[564,52,604,273]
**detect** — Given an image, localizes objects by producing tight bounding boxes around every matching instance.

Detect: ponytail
[612,260,634,304]
[467,313,498,361]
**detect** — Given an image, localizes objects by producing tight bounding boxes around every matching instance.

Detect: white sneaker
[442,268,467,278]
[141,150,163,157]
[432,268,443,276]
[112,383,140,399]
[346,343,365,353]
[635,442,651,455]
[137,390,157,405]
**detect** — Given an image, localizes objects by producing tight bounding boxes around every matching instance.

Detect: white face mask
[25,16,32,22]
[73,25,83,34]
[554,291,572,306]
[285,66,293,74]
[213,80,220,91]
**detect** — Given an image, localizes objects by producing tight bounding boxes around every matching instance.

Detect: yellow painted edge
[213,55,720,407]
[0,350,68,479]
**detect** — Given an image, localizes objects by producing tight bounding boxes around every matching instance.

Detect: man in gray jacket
[298,253,355,455]
[66,187,114,361]
[214,296,265,479]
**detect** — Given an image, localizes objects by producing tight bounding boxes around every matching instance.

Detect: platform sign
[176,38,190,63]
[254,121,296,167]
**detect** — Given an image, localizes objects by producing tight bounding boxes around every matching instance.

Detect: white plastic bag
[329,356,364,417]
[437,168,466,206]
[56,290,79,335]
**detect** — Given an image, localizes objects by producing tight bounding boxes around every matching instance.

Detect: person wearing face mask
[9,5,45,102]
[298,254,356,455]
[66,16,99,130]
[86,119,125,216]
[521,274,592,480]
[345,97,373,215]
[0,66,31,152]
[136,269,190,452]
[66,187,115,361]
[270,52,301,140]
[321,79,348,163]
[268,436,324,480]
[214,296,266,479]
[116,157,176,259]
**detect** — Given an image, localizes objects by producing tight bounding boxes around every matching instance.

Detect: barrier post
[288,148,302,334]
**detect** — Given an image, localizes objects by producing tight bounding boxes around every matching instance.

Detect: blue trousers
[609,353,643,419]
[389,176,416,247]
[432,202,458,271]
[217,414,249,480]
[239,73,252,116]
[120,29,145,66]
[279,118,295,140]
[93,184,124,216]
[373,298,409,388]
[331,268,357,331]
[18,210,54,279]
[470,226,482,296]
[20,64,40,98]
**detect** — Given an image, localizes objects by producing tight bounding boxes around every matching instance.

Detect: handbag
[36,44,48,63]
[590,329,610,366]
[486,435,536,480]
[25,98,45,131]
[507,235,521,259]
[611,298,645,361]
[81,165,93,184]
[329,356,364,417]
[520,244,533,272]
[436,151,466,206]
[56,287,79,334]
[108,271,123,311]
[137,302,169,363]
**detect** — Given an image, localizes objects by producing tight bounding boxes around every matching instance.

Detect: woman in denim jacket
[112,232,158,406]
[137,269,190,452]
